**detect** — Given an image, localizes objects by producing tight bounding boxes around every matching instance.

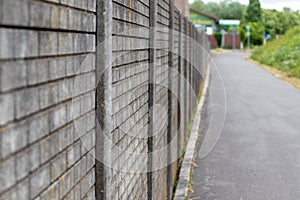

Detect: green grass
[251,27,300,79]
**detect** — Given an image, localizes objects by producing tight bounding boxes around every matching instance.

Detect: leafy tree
[238,28,246,43]
[244,0,262,22]
[191,0,245,20]
[261,10,277,37]
[190,0,205,11]
[249,22,264,45]
[218,0,245,20]
[261,9,300,38]
[241,22,264,46]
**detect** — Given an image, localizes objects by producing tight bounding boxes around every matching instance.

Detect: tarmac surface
[190,52,300,200]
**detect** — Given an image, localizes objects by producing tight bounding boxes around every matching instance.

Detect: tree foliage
[247,22,265,45]
[262,9,300,38]
[191,0,245,20]
[190,0,205,11]
[244,0,262,22]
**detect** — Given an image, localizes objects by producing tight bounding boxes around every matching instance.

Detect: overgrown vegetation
[262,8,300,39]
[240,22,265,45]
[244,0,262,23]
[251,27,300,78]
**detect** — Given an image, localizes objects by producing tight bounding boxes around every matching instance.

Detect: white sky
[188,0,300,11]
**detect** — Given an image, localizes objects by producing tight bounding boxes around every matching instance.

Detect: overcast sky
[188,0,300,11]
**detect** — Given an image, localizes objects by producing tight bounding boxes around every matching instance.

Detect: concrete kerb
[173,58,211,200]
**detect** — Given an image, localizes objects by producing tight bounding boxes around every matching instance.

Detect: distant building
[174,0,189,17]
[189,7,218,35]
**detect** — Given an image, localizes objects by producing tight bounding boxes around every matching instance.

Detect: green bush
[251,26,300,78]
[249,22,264,46]
[285,26,300,37]
[241,22,264,46]
[214,32,222,47]
[238,28,246,44]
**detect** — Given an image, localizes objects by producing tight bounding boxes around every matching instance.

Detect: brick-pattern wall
[208,35,219,49]
[0,0,209,199]
[0,0,96,199]
[154,0,170,199]
[224,34,241,49]
[110,0,150,199]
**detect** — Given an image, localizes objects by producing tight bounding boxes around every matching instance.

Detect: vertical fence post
[167,1,174,199]
[194,27,197,102]
[195,30,198,93]
[187,22,190,122]
[191,24,195,107]
[183,18,187,143]
[200,31,204,89]
[196,31,202,94]
[202,32,205,69]
[177,13,183,168]
[186,21,189,121]
[191,26,193,106]
[195,30,198,94]
[148,0,158,199]
[194,27,197,98]
[95,0,113,199]
[190,24,194,108]
[202,31,206,73]
[199,31,202,92]
[189,22,192,118]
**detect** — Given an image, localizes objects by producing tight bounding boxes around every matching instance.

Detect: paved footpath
[190,52,300,200]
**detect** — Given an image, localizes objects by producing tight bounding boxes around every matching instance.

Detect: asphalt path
[190,52,300,200]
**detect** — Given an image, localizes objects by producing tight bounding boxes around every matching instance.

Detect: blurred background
[174,0,300,79]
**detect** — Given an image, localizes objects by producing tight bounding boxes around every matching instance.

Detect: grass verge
[251,27,300,79]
